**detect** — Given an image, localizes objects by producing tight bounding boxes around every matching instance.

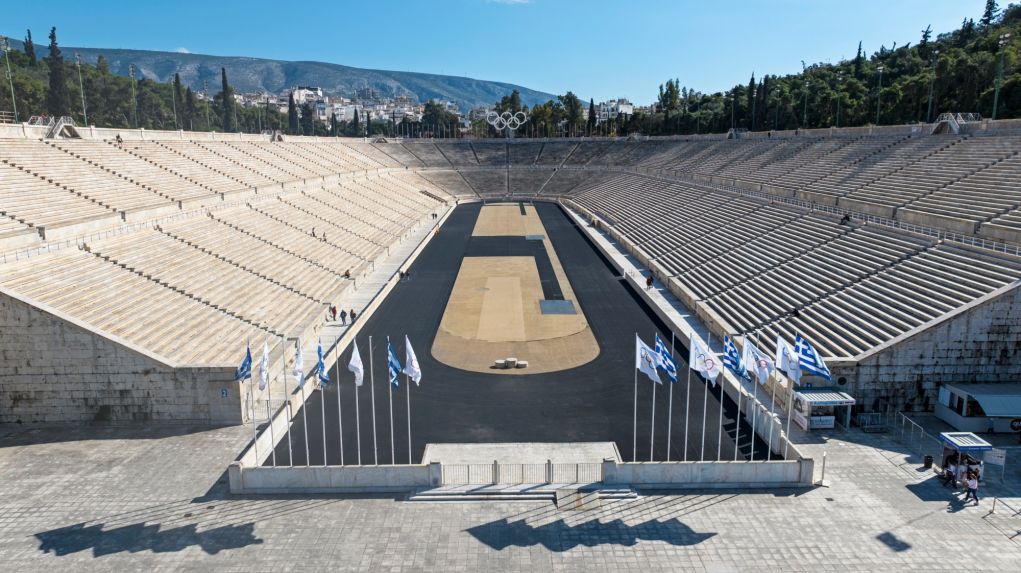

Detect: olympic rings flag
[486,111,529,133]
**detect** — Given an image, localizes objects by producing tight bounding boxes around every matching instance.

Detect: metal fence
[895,412,945,463]
[440,461,603,485]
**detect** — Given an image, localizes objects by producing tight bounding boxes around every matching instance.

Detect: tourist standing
[340,309,348,325]
[963,472,980,504]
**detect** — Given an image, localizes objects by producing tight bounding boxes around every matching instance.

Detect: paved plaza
[1,421,1019,572]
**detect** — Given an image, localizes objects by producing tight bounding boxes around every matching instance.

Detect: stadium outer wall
[0,289,247,424]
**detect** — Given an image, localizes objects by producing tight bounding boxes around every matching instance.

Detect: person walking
[350,309,357,322]
[330,305,337,322]
[963,472,980,504]
[645,273,654,290]
[340,309,348,325]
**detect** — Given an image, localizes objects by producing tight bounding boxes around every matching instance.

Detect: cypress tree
[853,41,864,79]
[746,73,756,129]
[220,68,235,132]
[588,98,596,132]
[351,108,359,136]
[45,27,71,117]
[287,93,298,134]
[24,29,36,66]
[185,87,197,130]
[300,102,314,135]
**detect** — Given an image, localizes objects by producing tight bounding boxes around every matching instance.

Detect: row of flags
[235,336,424,389]
[636,332,831,386]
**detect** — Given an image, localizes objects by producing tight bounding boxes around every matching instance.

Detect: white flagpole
[767,370,778,461]
[406,371,412,465]
[785,380,795,459]
[355,345,363,465]
[650,339,657,462]
[709,333,722,461]
[283,335,293,467]
[387,336,395,465]
[750,332,759,462]
[320,373,327,467]
[369,335,378,465]
[335,345,344,466]
[733,380,742,462]
[300,347,310,467]
[267,349,276,467]
[666,332,675,462]
[700,357,709,462]
[683,357,692,462]
[632,332,638,462]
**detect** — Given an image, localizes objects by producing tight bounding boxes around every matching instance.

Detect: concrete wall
[228,461,442,494]
[602,458,813,489]
[835,281,1021,414]
[0,289,242,424]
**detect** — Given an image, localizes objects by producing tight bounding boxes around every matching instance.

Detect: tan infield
[432,204,599,374]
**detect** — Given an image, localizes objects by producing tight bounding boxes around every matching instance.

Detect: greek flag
[234,344,252,381]
[795,334,831,381]
[387,340,402,388]
[722,336,748,379]
[316,343,329,386]
[653,334,677,383]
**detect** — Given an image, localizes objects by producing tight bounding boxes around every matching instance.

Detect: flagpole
[355,372,362,466]
[767,371,778,461]
[733,379,741,462]
[335,345,344,466]
[406,371,412,465]
[650,337,657,461]
[267,348,277,467]
[320,374,327,467]
[700,358,709,461]
[632,333,638,462]
[300,349,310,467]
[683,359,692,462]
[666,332,675,462]
[387,336,395,465]
[785,377,795,459]
[369,335,378,465]
[250,376,259,464]
[750,332,759,462]
[709,333,722,461]
[284,335,293,467]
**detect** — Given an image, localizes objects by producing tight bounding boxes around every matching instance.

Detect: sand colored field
[432,204,599,374]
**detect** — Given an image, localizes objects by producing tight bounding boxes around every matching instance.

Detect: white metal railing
[895,412,944,463]
[440,461,603,485]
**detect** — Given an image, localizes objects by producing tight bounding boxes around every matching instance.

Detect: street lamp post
[926,50,940,123]
[835,71,843,128]
[203,80,211,131]
[875,65,885,125]
[129,64,138,128]
[75,53,88,126]
[993,33,1011,120]
[802,79,810,127]
[1,36,18,123]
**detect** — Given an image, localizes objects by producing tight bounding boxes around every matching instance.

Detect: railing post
[546,459,552,484]
[493,459,499,485]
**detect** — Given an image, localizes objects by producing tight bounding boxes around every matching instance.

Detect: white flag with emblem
[404,335,422,386]
[635,334,662,384]
[689,333,722,385]
[774,335,802,385]
[347,340,364,387]
[742,338,774,386]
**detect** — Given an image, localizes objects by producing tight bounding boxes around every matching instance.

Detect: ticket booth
[792,389,856,430]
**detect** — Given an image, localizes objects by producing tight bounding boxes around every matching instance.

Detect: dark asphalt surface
[270,202,776,466]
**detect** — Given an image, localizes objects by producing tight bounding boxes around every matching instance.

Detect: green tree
[558,91,583,134]
[287,92,298,134]
[853,41,864,79]
[587,98,596,132]
[24,29,36,66]
[45,27,70,117]
[299,101,314,135]
[219,68,235,132]
[981,0,1000,28]
[351,108,359,136]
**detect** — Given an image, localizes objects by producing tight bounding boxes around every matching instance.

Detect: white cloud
[174,47,191,54]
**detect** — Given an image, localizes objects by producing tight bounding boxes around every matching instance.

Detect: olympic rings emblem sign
[486,111,529,131]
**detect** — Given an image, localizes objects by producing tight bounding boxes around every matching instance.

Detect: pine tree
[287,92,298,134]
[351,108,359,136]
[23,29,36,66]
[219,68,235,132]
[853,41,864,79]
[45,27,70,117]
[96,55,108,75]
[588,98,596,132]
[300,102,314,135]
[981,0,999,28]
[746,73,756,129]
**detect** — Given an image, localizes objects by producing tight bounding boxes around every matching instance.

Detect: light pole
[773,89,780,129]
[75,53,88,126]
[993,33,1011,120]
[203,80,210,131]
[751,87,757,131]
[835,71,843,128]
[1,36,18,122]
[926,51,939,123]
[129,63,138,128]
[802,79,810,127]
[875,65,885,125]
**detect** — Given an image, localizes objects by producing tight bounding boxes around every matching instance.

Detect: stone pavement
[2,422,1019,572]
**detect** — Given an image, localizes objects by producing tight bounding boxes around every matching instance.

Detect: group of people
[329,305,356,325]
[941,454,982,505]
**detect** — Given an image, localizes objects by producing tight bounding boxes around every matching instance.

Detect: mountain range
[8,40,556,110]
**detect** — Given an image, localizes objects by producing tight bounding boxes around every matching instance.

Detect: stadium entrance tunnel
[251,201,784,478]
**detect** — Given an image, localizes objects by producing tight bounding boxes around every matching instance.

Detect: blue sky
[2,0,989,103]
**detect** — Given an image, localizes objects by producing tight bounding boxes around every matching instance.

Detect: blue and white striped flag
[653,334,677,383]
[795,334,831,381]
[387,339,402,388]
[316,343,330,386]
[234,344,252,381]
[722,336,748,379]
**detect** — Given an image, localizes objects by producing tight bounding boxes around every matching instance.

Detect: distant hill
[10,40,556,110]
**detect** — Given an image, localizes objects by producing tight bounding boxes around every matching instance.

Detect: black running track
[269,202,776,466]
